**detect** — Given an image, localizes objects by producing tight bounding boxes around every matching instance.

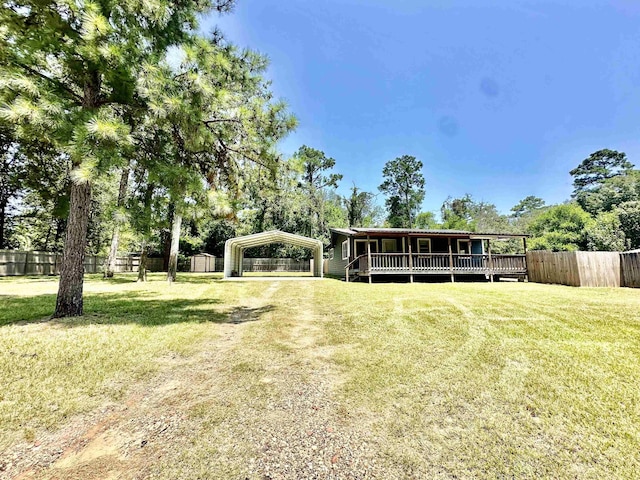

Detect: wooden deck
[346,253,527,282]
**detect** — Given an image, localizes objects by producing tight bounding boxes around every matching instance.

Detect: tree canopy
[378,155,425,228]
[570,149,633,195]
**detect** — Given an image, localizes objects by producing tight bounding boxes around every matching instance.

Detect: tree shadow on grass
[0,291,274,327]
[97,273,224,285]
[0,294,57,326]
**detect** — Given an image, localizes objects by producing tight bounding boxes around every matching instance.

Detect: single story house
[327,227,528,282]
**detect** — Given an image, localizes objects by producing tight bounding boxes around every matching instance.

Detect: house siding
[327,233,349,277]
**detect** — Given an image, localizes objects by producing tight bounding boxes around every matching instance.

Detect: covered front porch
[335,228,528,283]
[346,252,527,282]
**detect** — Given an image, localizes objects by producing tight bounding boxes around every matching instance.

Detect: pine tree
[0,0,236,316]
[379,155,425,228]
[137,37,296,282]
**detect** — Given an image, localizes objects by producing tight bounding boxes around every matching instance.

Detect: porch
[345,252,527,282]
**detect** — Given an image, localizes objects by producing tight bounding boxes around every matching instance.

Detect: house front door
[355,240,378,257]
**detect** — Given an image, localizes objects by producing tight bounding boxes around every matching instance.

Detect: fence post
[24,250,30,276]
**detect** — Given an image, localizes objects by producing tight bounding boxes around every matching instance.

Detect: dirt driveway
[3,282,391,480]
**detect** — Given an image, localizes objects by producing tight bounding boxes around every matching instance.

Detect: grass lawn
[1,274,639,479]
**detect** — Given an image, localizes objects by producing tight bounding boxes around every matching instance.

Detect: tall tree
[570,149,633,195]
[575,170,640,216]
[415,211,439,229]
[527,203,592,251]
[378,155,425,228]
[138,37,296,282]
[511,196,546,218]
[343,184,379,227]
[586,211,626,251]
[0,126,24,248]
[0,0,236,316]
[616,201,640,250]
[292,145,342,241]
[441,194,475,230]
[103,164,131,277]
[4,136,70,251]
[441,194,510,233]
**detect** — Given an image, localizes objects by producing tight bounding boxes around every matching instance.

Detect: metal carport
[223,230,323,278]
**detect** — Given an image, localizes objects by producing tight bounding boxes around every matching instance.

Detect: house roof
[330,227,528,239]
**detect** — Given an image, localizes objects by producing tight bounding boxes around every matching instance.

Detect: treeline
[0,0,299,316]
[427,149,640,252]
[5,141,638,281]
[1,1,639,318]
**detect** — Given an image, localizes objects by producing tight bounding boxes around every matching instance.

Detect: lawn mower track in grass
[1,274,639,479]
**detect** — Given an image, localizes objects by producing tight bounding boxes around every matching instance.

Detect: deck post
[367,234,372,284]
[523,237,528,282]
[448,237,455,283]
[487,239,494,283]
[408,236,413,283]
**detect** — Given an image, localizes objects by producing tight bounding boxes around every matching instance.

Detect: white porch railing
[346,253,527,280]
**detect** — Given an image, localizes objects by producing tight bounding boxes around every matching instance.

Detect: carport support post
[448,237,455,283]
[233,244,241,277]
[367,234,372,284]
[223,240,232,278]
[313,245,322,277]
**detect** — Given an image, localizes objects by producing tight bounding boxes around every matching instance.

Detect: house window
[382,239,397,253]
[341,240,349,260]
[457,239,471,254]
[417,238,431,253]
[328,248,334,260]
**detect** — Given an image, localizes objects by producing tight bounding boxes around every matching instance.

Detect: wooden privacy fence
[526,251,640,287]
[621,252,640,288]
[241,258,311,272]
[210,257,310,273]
[1,250,310,276]
[0,250,102,276]
[0,250,163,276]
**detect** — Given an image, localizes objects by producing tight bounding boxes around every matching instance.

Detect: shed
[191,253,216,273]
[224,230,323,278]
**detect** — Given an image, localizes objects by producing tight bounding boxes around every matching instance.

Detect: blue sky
[205,0,640,217]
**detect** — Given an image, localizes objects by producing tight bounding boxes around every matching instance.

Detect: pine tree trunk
[167,209,182,283]
[137,241,148,282]
[53,181,92,318]
[0,199,6,249]
[54,218,65,249]
[105,227,120,278]
[163,203,174,271]
[105,165,130,278]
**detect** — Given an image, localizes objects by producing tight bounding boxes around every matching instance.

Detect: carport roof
[225,230,323,250]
